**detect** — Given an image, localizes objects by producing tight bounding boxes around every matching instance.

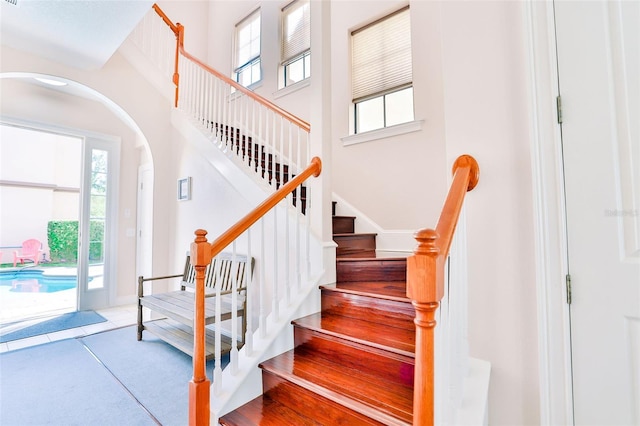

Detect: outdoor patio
[0,264,104,324]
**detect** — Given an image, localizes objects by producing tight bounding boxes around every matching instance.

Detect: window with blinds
[280,0,310,88]
[351,7,414,134]
[234,9,261,87]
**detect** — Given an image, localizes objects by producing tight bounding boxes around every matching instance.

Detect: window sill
[274,78,310,99]
[229,81,263,101]
[341,119,424,146]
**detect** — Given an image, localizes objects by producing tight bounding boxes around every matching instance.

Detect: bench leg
[137,300,143,341]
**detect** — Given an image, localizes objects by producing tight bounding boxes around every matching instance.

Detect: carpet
[0,326,226,426]
[0,310,107,343]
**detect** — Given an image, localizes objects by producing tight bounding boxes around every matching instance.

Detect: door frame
[524,1,574,424]
[77,135,121,311]
[1,115,120,312]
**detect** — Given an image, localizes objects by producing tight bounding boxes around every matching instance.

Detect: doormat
[0,311,107,343]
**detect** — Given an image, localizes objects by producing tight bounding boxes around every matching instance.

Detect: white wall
[438,2,540,424]
[0,124,82,261]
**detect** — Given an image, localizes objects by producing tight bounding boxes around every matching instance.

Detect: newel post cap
[452,154,480,191]
[190,229,212,267]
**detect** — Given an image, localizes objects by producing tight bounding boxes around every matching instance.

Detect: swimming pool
[0,270,77,293]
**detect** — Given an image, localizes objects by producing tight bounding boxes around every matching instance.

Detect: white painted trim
[455,357,492,426]
[273,78,310,99]
[340,119,424,146]
[524,1,574,424]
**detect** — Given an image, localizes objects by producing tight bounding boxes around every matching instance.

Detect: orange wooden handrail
[406,154,479,425]
[188,157,321,425]
[151,3,310,132]
[152,4,182,107]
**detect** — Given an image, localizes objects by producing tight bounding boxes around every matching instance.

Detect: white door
[554,1,640,424]
[77,138,120,311]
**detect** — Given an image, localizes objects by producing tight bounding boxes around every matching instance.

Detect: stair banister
[188,157,322,426]
[151,3,310,132]
[407,154,479,425]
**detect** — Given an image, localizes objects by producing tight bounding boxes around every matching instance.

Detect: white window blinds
[351,7,412,102]
[281,0,310,63]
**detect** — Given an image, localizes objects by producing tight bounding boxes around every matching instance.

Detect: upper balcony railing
[129,4,311,192]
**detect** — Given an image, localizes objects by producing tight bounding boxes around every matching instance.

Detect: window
[234,9,261,87]
[351,7,414,134]
[281,0,310,88]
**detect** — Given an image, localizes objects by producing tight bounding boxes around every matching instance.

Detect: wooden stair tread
[335,250,377,258]
[218,394,320,426]
[336,251,409,261]
[260,347,413,424]
[322,281,409,300]
[333,232,377,238]
[293,312,415,356]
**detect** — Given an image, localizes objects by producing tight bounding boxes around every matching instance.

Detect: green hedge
[47,221,104,263]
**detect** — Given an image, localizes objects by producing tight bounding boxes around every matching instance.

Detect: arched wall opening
[0,72,155,311]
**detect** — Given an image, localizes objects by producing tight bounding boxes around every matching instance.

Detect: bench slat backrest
[182,252,252,292]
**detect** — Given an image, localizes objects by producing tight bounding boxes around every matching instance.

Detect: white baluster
[213,253,223,396]
[272,208,279,321]
[245,228,253,355]
[230,243,239,375]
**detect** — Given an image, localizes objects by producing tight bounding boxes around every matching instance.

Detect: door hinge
[556,95,563,124]
[565,273,572,304]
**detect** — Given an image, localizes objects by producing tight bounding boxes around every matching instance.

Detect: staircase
[220,202,416,425]
[127,8,485,424]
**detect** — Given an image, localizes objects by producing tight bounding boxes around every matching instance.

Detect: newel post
[173,23,184,108]
[407,228,444,425]
[189,229,211,426]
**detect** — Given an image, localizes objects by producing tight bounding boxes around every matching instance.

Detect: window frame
[234,8,262,88]
[280,0,311,89]
[351,6,414,135]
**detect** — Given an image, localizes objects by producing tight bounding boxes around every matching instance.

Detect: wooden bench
[137,252,252,360]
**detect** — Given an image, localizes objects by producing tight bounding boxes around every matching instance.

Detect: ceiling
[0,0,154,70]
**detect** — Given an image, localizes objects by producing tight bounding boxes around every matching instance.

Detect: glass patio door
[77,138,119,311]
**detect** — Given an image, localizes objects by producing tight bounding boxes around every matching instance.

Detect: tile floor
[0,304,138,354]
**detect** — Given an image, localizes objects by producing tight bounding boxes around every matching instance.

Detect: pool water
[0,270,77,293]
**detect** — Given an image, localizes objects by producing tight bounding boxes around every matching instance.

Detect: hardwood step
[218,393,322,426]
[336,256,407,282]
[259,347,413,425]
[320,287,415,330]
[220,384,388,425]
[293,312,416,361]
[334,233,377,256]
[333,215,356,234]
[326,280,408,300]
